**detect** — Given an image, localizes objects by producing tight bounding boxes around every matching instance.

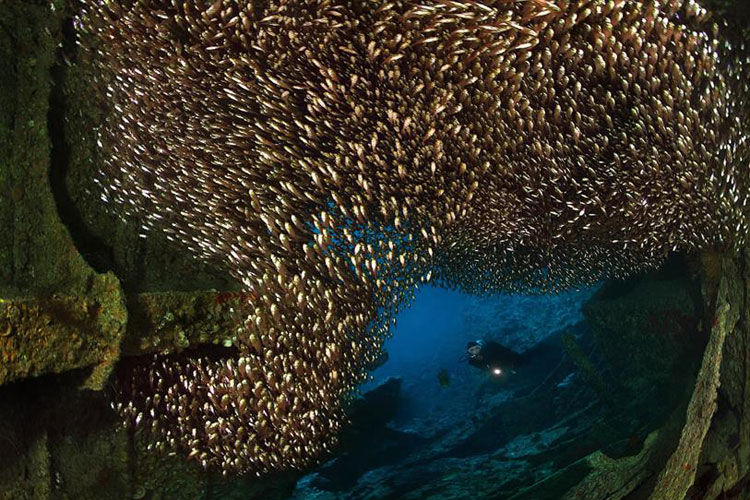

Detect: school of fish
[73,0,748,475]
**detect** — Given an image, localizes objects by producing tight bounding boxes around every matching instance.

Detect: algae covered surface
[0,0,129,388]
[0,0,242,383]
[0,2,15,288]
[0,274,126,387]
[0,0,94,298]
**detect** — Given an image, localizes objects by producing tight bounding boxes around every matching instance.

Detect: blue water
[367,284,598,407]
[290,284,601,498]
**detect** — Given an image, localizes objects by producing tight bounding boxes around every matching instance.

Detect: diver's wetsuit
[468,341,526,374]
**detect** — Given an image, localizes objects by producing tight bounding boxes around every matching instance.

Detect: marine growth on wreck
[64,0,750,478]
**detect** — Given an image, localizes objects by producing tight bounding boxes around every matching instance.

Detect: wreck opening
[292,256,709,498]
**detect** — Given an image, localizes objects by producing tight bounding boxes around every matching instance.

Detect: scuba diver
[465,339,526,379]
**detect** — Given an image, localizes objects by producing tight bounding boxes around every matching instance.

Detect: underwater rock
[294,323,681,499]
[347,376,404,429]
[561,251,750,499]
[307,377,426,492]
[462,288,596,352]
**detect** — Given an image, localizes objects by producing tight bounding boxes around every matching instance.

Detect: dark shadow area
[0,15,17,288]
[0,367,121,485]
[114,342,239,383]
[308,378,430,492]
[48,14,118,277]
